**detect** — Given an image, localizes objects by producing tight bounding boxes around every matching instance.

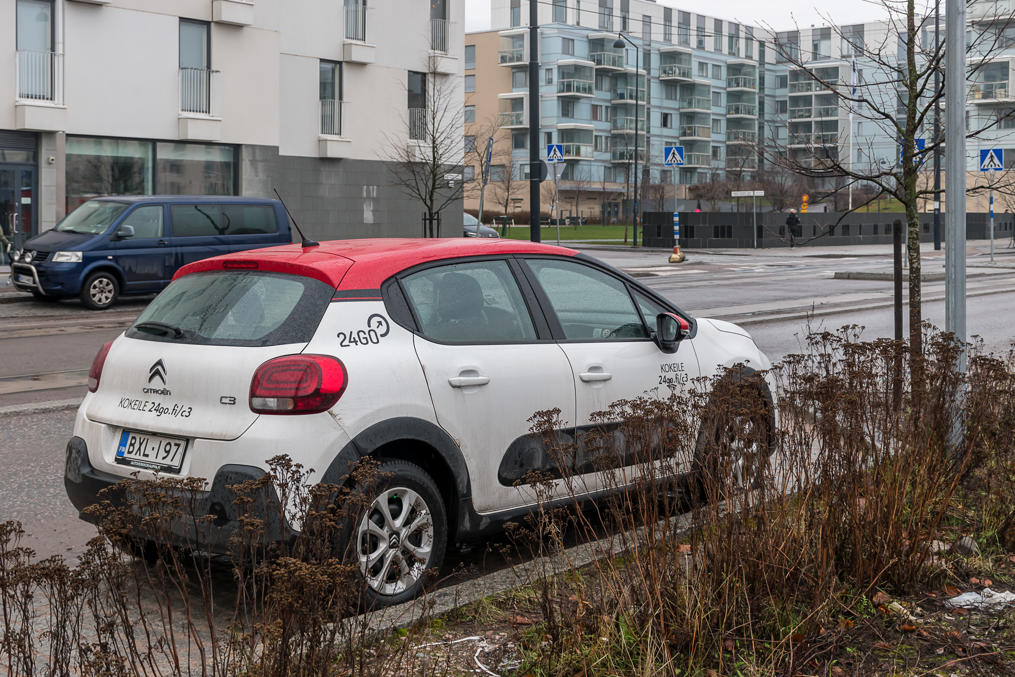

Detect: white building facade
[2,0,464,241]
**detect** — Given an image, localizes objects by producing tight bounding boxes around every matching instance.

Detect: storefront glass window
[66,137,153,212]
[156,142,235,195]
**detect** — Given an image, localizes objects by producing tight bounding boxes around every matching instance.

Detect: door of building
[0,164,36,259]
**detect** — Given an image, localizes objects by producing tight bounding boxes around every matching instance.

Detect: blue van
[9,196,292,309]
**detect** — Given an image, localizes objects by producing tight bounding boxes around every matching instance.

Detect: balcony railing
[613,86,645,101]
[813,105,838,118]
[683,152,710,166]
[561,143,593,159]
[727,103,757,116]
[499,47,525,64]
[321,99,343,135]
[498,111,526,126]
[660,63,693,79]
[788,81,813,93]
[971,81,1010,99]
[409,107,426,141]
[591,52,624,69]
[679,125,711,138]
[345,2,366,40]
[680,96,711,110]
[789,132,839,146]
[788,107,812,119]
[16,50,63,103]
[558,79,594,95]
[431,18,448,54]
[611,116,645,132]
[727,76,757,89]
[180,67,216,115]
[726,157,758,170]
[727,130,757,143]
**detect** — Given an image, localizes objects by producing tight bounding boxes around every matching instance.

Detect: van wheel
[31,290,59,302]
[348,460,447,609]
[81,272,119,310]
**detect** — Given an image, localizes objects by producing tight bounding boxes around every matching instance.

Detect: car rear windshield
[126,271,333,346]
[56,200,128,235]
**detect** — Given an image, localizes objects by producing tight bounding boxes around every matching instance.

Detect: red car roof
[173,238,578,289]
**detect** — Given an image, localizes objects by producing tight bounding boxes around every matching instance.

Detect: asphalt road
[2,242,1014,562]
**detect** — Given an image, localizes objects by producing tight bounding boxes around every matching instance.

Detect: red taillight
[88,341,113,393]
[249,355,347,415]
[223,260,259,270]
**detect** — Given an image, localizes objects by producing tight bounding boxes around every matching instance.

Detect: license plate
[116,430,188,473]
[15,274,32,285]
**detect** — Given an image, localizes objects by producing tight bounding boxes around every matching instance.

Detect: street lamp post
[614,32,639,247]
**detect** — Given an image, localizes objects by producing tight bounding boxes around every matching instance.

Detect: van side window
[170,204,277,237]
[122,205,163,238]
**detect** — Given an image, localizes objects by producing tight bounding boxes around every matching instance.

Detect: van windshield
[57,201,129,235]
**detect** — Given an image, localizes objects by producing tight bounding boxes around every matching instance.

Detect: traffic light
[801,193,809,214]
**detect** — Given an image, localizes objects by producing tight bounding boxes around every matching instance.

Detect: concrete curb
[833,270,1000,282]
[347,512,694,634]
[0,398,80,417]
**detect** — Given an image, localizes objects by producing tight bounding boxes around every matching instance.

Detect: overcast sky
[464,0,906,33]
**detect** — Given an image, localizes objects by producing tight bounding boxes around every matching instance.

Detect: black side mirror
[655,312,690,353]
[113,224,135,240]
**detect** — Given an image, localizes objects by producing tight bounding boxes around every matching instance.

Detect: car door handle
[157,239,168,246]
[579,368,612,382]
[449,374,490,388]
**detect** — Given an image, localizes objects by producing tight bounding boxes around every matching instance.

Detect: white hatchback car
[65,238,774,607]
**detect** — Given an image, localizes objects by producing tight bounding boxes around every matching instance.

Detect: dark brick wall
[641,211,1015,249]
[239,145,463,240]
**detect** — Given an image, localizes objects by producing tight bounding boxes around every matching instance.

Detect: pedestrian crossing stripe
[980,148,1004,171]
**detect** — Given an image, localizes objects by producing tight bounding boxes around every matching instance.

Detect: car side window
[526,258,648,340]
[633,290,670,328]
[401,260,537,344]
[122,205,163,239]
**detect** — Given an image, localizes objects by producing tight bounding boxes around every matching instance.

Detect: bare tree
[767,4,1015,359]
[464,117,509,224]
[385,56,464,237]
[489,161,519,227]
[565,166,592,224]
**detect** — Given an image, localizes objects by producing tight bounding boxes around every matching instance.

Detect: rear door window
[401,260,537,343]
[126,271,333,346]
[170,204,277,237]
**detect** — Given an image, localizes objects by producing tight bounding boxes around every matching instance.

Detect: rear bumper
[64,435,296,555]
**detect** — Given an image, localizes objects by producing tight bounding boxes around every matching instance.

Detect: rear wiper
[134,321,185,338]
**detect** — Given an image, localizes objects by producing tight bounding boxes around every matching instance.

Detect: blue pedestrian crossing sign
[899,138,926,166]
[546,144,564,163]
[664,145,685,166]
[980,148,1004,171]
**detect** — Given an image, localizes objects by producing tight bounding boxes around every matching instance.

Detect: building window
[562,37,575,55]
[575,0,581,25]
[595,73,610,90]
[745,26,754,59]
[512,131,528,149]
[408,70,426,139]
[319,60,343,135]
[464,165,476,181]
[544,68,553,84]
[711,145,723,161]
[179,19,211,114]
[712,118,722,133]
[712,91,722,107]
[344,0,366,41]
[661,112,673,128]
[777,100,788,113]
[697,61,708,77]
[842,24,864,56]
[599,0,613,31]
[594,134,610,151]
[664,83,678,99]
[510,0,521,27]
[728,23,739,56]
[490,164,506,182]
[512,68,527,88]
[620,0,629,31]
[713,19,722,52]
[16,0,55,101]
[465,44,475,69]
[696,15,705,49]
[642,14,651,40]
[678,11,690,46]
[663,8,672,43]
[465,74,475,92]
[712,64,722,80]
[553,0,566,23]
[777,74,788,88]
[544,132,553,146]
[560,99,575,118]
[464,105,475,123]
[465,135,476,153]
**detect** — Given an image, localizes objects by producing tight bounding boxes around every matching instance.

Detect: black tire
[80,271,119,310]
[692,382,773,503]
[346,460,447,609]
[31,289,60,302]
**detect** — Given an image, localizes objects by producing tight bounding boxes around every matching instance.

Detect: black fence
[641,211,1015,249]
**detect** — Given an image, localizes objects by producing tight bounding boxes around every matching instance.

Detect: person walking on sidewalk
[785,209,802,248]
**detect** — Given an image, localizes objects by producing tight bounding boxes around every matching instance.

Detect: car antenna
[273,188,319,248]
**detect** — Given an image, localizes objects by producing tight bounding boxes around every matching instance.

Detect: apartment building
[465,0,789,219]
[2,0,464,241]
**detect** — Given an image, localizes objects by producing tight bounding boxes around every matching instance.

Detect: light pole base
[668,247,686,263]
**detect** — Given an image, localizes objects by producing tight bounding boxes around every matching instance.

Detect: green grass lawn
[502,224,632,241]
[853,198,906,213]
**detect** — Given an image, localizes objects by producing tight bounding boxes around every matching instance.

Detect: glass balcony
[679,125,711,138]
[727,103,757,117]
[558,79,594,96]
[727,76,757,90]
[590,52,624,70]
[971,81,1011,100]
[680,96,711,110]
[788,107,812,119]
[683,152,710,166]
[660,63,693,80]
[612,86,646,102]
[498,111,526,127]
[499,47,525,64]
[561,143,593,159]
[611,116,646,132]
[813,105,838,118]
[727,130,757,143]
[788,81,813,93]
